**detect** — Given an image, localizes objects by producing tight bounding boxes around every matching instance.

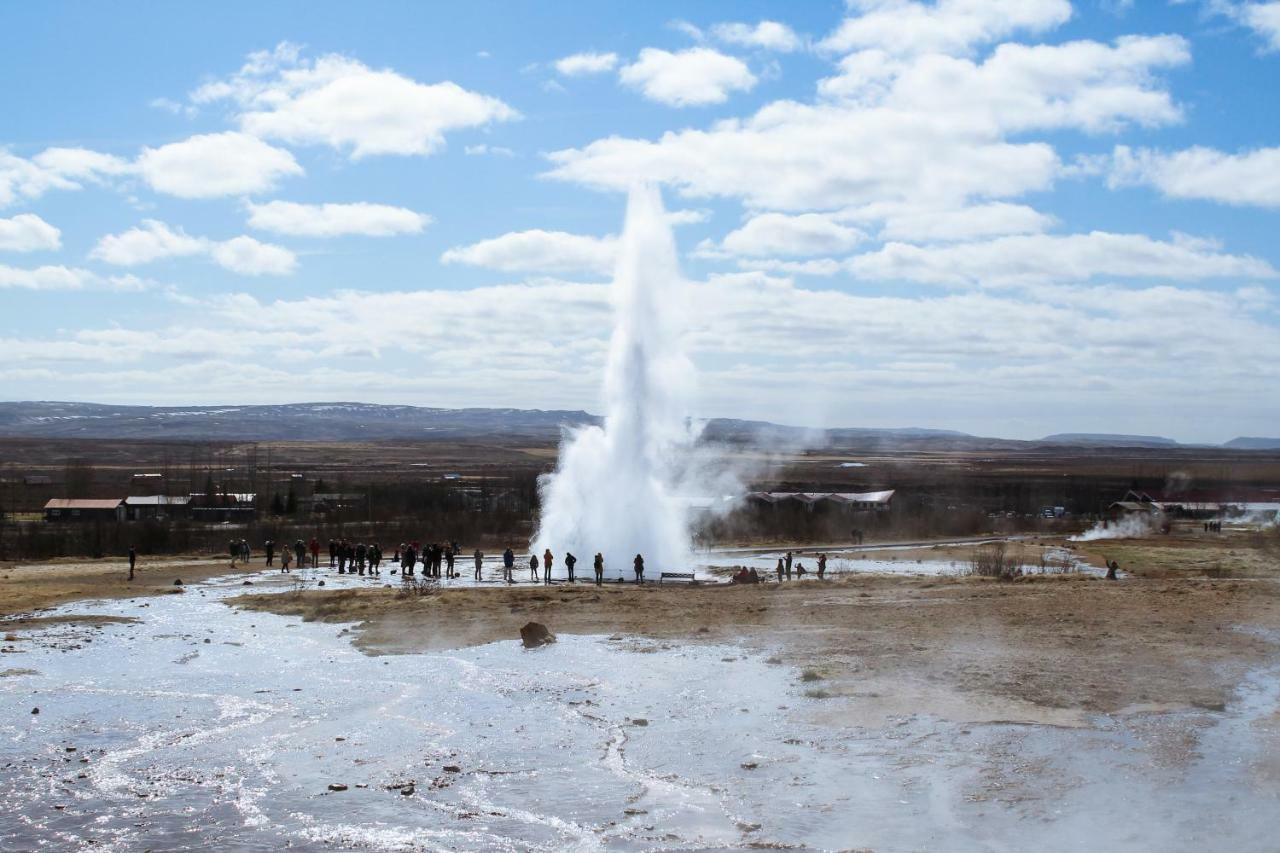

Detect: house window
[71,509,80,517]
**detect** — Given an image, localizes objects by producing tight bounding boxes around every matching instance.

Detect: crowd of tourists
[233,537,652,586]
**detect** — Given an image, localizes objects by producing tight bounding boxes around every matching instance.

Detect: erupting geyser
[533,185,699,574]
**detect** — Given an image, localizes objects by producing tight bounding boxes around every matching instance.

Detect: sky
[1,0,1278,443]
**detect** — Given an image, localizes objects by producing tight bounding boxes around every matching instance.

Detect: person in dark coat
[128,545,137,581]
[503,547,515,582]
[529,553,539,582]
[633,554,645,584]
[593,553,604,586]
[564,552,577,583]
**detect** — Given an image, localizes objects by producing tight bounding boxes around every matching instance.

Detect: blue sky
[1,0,1278,441]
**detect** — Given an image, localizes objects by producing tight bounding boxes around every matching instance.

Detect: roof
[123,495,191,506]
[748,490,895,504]
[44,498,123,510]
[1109,501,1159,513]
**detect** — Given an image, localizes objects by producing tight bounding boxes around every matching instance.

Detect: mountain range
[0,402,1275,450]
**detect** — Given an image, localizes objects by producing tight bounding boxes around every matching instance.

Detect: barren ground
[231,537,1280,728]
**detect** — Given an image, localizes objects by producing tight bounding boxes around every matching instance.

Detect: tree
[285,485,298,515]
[65,459,95,498]
[270,492,285,515]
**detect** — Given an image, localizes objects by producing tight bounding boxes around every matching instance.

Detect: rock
[443,765,461,773]
[740,761,758,770]
[519,622,556,648]
[400,784,415,796]
[242,581,253,586]
[31,707,38,715]
[328,783,348,792]
[173,579,183,586]
[318,580,325,587]
[629,718,649,727]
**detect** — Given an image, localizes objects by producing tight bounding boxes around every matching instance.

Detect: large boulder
[520,622,556,648]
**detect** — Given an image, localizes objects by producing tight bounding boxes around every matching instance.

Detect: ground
[228,532,1280,728]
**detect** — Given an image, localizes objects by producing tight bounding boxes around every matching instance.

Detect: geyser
[533,185,699,574]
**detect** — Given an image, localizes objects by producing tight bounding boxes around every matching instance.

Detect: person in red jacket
[308,538,320,569]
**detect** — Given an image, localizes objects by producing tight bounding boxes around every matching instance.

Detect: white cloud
[0,214,61,252]
[91,220,296,276]
[193,44,518,158]
[442,229,617,275]
[821,36,1189,133]
[700,213,866,258]
[1239,2,1280,51]
[844,231,1277,286]
[1110,145,1280,208]
[819,0,1073,57]
[549,34,1187,213]
[711,21,802,52]
[210,236,298,276]
[0,264,147,291]
[136,132,302,199]
[848,202,1057,242]
[90,220,206,266]
[554,51,619,76]
[464,144,516,157]
[6,275,1278,442]
[0,147,130,207]
[619,48,757,107]
[245,200,432,237]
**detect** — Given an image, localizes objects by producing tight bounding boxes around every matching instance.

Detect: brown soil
[231,570,1280,727]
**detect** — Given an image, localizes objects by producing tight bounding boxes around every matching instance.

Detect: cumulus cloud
[549,33,1187,213]
[844,231,1277,287]
[91,220,296,276]
[0,148,131,207]
[819,0,1073,57]
[209,236,298,275]
[849,202,1057,242]
[136,132,302,199]
[0,214,61,252]
[699,213,866,258]
[1238,2,1280,51]
[711,21,802,52]
[245,200,432,237]
[554,51,619,76]
[0,264,147,291]
[619,48,757,107]
[5,274,1278,441]
[1110,145,1280,208]
[442,229,618,275]
[192,43,518,158]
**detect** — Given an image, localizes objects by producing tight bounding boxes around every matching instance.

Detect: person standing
[329,538,337,569]
[309,538,320,570]
[529,553,539,582]
[445,547,455,578]
[776,558,785,583]
[264,539,275,567]
[281,547,292,572]
[503,547,515,583]
[784,551,793,580]
[817,553,827,580]
[229,539,239,568]
[543,548,554,584]
[241,540,251,563]
[633,553,645,584]
[564,552,577,583]
[473,548,483,581]
[593,553,604,586]
[128,545,137,581]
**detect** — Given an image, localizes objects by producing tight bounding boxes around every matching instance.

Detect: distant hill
[1039,433,1180,448]
[0,401,989,447]
[0,402,598,441]
[0,402,1269,452]
[1223,437,1280,450]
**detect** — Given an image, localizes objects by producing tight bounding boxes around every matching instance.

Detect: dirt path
[0,556,262,617]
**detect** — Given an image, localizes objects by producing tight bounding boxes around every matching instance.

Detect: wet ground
[1,568,1276,851]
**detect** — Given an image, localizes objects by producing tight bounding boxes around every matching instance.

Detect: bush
[966,542,1022,581]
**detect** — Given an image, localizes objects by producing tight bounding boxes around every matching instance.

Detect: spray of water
[532,185,700,574]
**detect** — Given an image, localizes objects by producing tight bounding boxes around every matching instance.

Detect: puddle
[0,569,1275,850]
